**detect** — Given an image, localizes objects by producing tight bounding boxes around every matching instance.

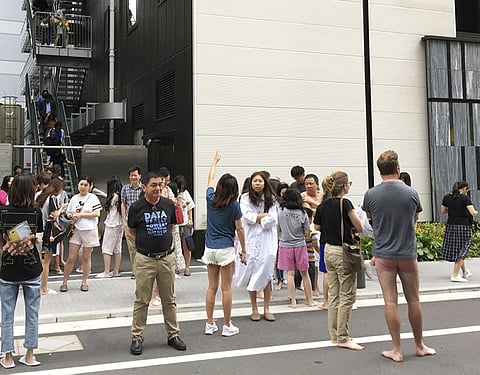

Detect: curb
[20,285,480,327]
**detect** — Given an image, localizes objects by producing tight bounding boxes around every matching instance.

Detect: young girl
[36,177,66,295]
[97,176,123,278]
[60,176,102,292]
[173,175,196,277]
[203,151,246,336]
[277,188,316,308]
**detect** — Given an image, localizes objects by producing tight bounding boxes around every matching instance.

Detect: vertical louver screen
[132,103,144,129]
[155,70,175,120]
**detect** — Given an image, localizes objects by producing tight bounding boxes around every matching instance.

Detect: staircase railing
[58,101,79,194]
[24,73,44,175]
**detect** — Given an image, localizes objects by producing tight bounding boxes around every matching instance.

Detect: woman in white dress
[239,171,278,322]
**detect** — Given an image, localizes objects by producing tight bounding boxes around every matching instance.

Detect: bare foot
[306,301,318,307]
[338,341,364,351]
[274,283,283,291]
[288,297,297,308]
[318,304,328,310]
[416,344,436,357]
[381,349,403,362]
[312,289,320,297]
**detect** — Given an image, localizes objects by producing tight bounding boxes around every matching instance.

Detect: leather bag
[340,198,364,274]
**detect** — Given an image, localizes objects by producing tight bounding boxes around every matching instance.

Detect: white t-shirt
[178,190,195,226]
[104,193,122,227]
[67,193,102,230]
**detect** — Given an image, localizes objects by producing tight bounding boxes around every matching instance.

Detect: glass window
[128,0,137,28]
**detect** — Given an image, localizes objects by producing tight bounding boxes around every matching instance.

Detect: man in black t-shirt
[128,172,186,355]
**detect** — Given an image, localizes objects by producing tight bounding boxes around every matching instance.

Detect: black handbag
[340,198,364,274]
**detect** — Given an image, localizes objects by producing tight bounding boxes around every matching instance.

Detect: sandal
[59,284,68,292]
[80,284,89,292]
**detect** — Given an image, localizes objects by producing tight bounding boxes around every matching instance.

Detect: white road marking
[14,325,480,375]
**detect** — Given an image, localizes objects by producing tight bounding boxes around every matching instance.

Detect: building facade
[26,0,480,227]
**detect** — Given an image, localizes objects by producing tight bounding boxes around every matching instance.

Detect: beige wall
[193,0,455,226]
[369,0,455,220]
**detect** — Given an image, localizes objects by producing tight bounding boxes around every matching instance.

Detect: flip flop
[95,273,112,278]
[59,284,68,292]
[80,284,89,292]
[263,312,276,322]
[19,355,41,367]
[0,358,15,369]
[250,312,261,321]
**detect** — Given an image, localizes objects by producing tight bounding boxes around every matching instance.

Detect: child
[277,188,317,308]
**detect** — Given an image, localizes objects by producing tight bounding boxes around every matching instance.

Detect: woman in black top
[441,181,478,282]
[0,174,43,368]
[315,171,363,351]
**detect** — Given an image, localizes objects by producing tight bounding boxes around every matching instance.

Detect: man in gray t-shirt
[363,180,421,259]
[362,150,436,363]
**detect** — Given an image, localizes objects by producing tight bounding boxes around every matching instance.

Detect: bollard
[357,269,366,289]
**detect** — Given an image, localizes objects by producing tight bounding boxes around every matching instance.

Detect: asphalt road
[16,297,480,375]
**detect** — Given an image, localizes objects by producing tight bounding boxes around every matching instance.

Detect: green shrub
[361,222,480,261]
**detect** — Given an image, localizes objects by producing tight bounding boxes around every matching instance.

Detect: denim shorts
[202,247,236,267]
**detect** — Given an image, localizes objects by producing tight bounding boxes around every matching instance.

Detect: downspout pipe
[108,0,115,145]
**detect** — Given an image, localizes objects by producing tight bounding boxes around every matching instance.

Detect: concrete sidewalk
[10,258,480,325]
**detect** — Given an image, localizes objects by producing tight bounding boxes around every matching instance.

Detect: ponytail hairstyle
[321,175,333,201]
[451,181,468,198]
[281,188,304,211]
[324,171,349,198]
[247,171,275,212]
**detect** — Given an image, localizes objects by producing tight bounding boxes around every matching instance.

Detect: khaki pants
[325,244,357,344]
[124,223,137,276]
[131,252,180,340]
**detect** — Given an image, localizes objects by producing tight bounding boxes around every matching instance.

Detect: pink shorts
[375,258,418,273]
[278,245,309,271]
[70,228,100,248]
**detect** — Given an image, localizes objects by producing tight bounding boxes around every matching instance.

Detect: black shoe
[167,336,186,351]
[130,339,143,355]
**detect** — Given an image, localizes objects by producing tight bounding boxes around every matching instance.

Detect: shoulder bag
[340,198,364,274]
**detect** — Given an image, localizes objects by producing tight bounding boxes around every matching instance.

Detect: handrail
[59,100,79,189]
[31,11,93,49]
[24,73,44,174]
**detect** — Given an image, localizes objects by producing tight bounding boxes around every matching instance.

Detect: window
[456,0,480,34]
[128,0,137,28]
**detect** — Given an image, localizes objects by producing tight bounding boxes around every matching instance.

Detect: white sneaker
[463,269,472,279]
[364,260,377,280]
[450,274,468,282]
[205,322,218,335]
[222,322,239,337]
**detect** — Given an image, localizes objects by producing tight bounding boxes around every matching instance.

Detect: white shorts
[202,246,236,267]
[70,228,100,248]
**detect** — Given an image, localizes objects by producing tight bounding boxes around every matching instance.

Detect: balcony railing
[31,11,92,58]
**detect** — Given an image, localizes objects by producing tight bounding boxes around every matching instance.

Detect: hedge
[361,222,480,261]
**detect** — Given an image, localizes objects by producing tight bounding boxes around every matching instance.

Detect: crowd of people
[3,148,479,366]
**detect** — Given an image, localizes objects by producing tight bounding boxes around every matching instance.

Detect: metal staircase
[20,0,91,195]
